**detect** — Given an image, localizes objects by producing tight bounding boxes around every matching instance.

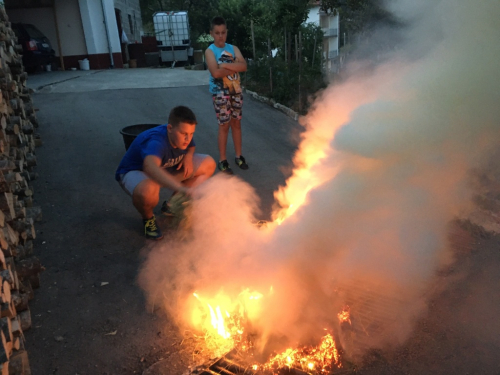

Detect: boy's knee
[196,155,216,176]
[134,180,160,201]
[230,119,241,130]
[204,156,216,176]
[219,122,231,133]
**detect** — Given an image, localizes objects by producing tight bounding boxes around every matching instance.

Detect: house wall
[114,0,143,43]
[325,13,339,55]
[307,4,339,72]
[78,0,121,55]
[78,0,123,68]
[54,0,88,57]
[307,5,320,25]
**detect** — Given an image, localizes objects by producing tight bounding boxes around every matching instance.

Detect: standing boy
[205,16,248,174]
[115,106,216,240]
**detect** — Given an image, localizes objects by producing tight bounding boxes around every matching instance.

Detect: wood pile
[0,6,45,375]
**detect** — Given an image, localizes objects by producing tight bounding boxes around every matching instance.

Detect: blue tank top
[208,43,242,95]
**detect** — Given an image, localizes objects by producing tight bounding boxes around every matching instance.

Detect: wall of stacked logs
[0,6,45,375]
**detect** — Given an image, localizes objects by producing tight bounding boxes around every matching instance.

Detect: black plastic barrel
[119,124,160,150]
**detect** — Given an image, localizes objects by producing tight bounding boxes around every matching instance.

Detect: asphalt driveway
[24,67,302,374]
[23,67,500,375]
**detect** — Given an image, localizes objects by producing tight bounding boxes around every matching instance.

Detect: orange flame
[337,305,351,325]
[191,289,264,349]
[259,333,342,372]
[271,77,380,225]
[191,292,344,372]
[208,304,231,339]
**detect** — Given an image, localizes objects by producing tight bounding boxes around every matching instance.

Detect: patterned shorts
[212,92,243,125]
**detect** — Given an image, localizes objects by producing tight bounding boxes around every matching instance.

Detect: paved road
[24,67,500,375]
[24,68,302,374]
[27,67,210,93]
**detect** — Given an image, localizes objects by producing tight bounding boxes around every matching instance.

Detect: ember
[337,306,351,325]
[259,334,342,373]
[189,291,349,375]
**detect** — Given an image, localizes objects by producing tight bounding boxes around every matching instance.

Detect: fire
[190,291,345,373]
[191,289,264,355]
[208,304,231,339]
[337,305,351,324]
[271,123,341,224]
[270,77,379,226]
[259,333,342,373]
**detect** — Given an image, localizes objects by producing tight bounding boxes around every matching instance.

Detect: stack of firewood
[0,6,45,375]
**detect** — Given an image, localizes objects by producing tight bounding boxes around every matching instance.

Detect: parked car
[11,22,55,73]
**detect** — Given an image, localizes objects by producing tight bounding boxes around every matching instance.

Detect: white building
[307,0,340,73]
[5,0,143,70]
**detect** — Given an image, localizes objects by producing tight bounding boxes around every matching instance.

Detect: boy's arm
[176,146,195,178]
[143,155,189,194]
[205,49,235,78]
[219,46,247,72]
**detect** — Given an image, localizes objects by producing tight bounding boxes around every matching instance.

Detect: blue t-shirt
[115,124,195,180]
[208,43,242,95]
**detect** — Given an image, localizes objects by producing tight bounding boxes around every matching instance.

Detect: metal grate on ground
[191,349,356,375]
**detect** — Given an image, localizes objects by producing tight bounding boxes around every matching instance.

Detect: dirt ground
[23,71,500,375]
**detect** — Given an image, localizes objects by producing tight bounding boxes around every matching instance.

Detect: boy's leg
[119,170,163,239]
[229,117,242,157]
[167,154,216,188]
[118,170,161,219]
[218,123,231,162]
[229,94,248,169]
[132,178,160,219]
[181,154,216,187]
[212,93,232,165]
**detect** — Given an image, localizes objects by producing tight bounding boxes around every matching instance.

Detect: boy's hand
[178,186,193,197]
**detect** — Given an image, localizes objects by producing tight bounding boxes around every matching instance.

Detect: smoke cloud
[138,0,500,361]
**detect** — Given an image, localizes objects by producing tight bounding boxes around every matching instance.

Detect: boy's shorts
[117,153,208,196]
[212,92,243,125]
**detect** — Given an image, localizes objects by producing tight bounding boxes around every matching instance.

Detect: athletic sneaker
[161,200,174,216]
[143,216,163,240]
[218,160,233,174]
[235,155,249,170]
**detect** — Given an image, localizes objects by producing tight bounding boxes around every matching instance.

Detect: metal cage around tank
[153,11,192,63]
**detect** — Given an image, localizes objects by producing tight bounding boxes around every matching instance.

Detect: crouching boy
[115,106,216,240]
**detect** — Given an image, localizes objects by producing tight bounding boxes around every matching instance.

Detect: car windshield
[24,24,45,39]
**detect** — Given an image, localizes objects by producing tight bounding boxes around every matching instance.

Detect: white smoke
[138,0,500,361]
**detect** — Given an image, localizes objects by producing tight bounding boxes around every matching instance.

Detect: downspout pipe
[101,0,114,68]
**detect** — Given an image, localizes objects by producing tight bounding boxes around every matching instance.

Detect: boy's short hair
[168,106,197,127]
[211,16,226,30]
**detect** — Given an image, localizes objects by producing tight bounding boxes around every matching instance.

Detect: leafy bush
[243,23,327,114]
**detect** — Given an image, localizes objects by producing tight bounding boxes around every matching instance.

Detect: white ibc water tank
[153,11,190,48]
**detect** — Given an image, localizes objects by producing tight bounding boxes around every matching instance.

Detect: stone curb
[245,89,299,121]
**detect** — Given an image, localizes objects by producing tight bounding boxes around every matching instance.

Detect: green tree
[184,0,220,43]
[216,0,274,58]
[273,0,310,32]
[213,0,310,59]
[320,0,398,42]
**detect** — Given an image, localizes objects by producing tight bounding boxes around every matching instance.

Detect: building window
[128,14,134,35]
[320,15,329,29]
